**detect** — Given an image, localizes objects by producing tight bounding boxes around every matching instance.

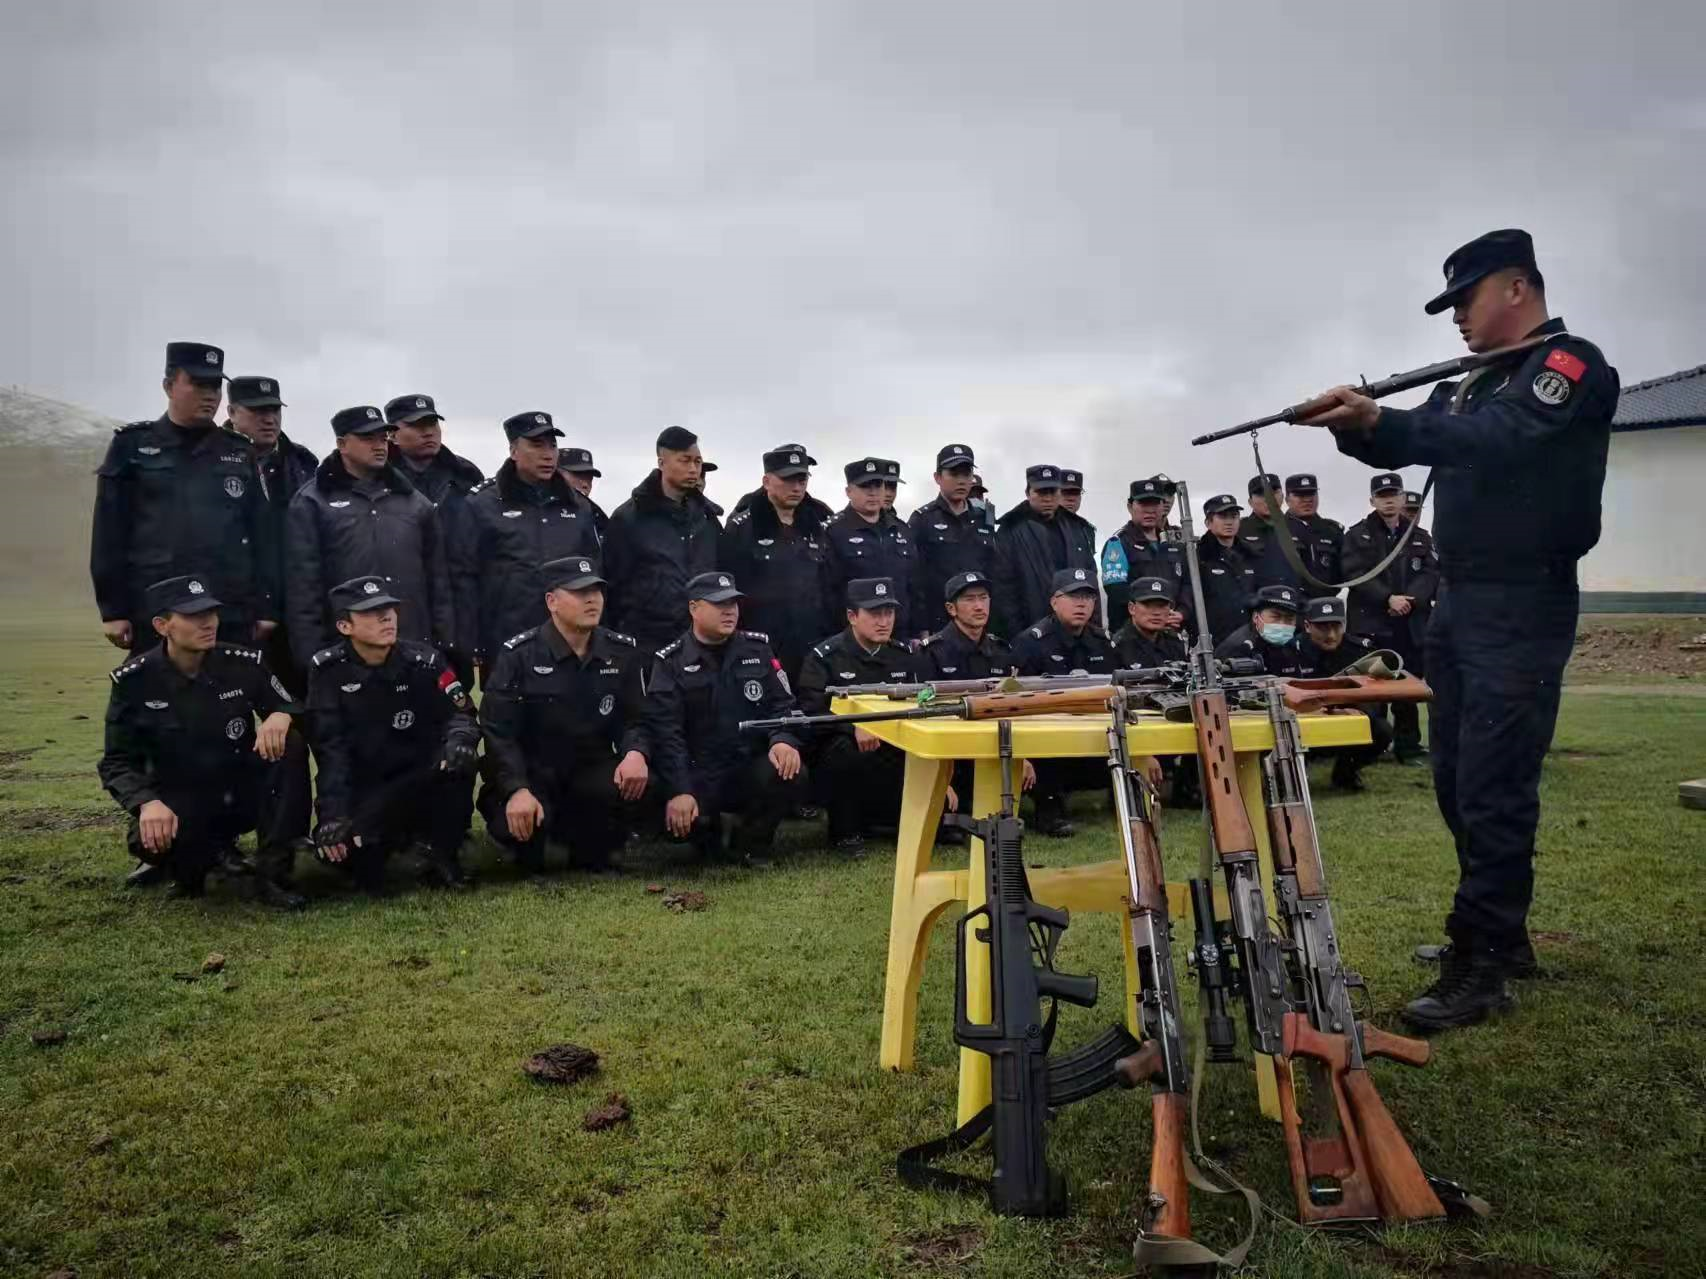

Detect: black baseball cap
[228,376,284,409]
[847,577,899,609]
[1253,583,1301,614]
[1061,469,1084,491]
[1285,473,1319,495]
[1130,576,1175,604]
[763,447,811,478]
[1050,567,1098,596]
[504,411,563,441]
[329,575,402,613]
[385,394,441,426]
[165,342,224,380]
[146,574,221,618]
[686,571,744,603]
[1129,477,1168,501]
[656,425,698,452]
[542,556,606,591]
[559,447,601,476]
[1248,472,1281,497]
[332,405,388,437]
[1370,472,1403,495]
[1306,596,1346,624]
[1027,464,1062,490]
[1425,228,1538,316]
[944,570,990,602]
[845,457,887,485]
[1203,493,1242,515]
[936,443,975,471]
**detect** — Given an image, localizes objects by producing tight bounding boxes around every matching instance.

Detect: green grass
[3,609,1704,1278]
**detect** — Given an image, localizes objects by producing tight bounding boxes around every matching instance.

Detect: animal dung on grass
[663,890,708,913]
[31,1028,67,1047]
[201,952,226,974]
[582,1093,631,1131]
[524,1043,600,1084]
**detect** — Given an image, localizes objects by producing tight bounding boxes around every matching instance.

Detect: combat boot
[413,841,474,890]
[125,861,168,889]
[1031,795,1075,839]
[1402,940,1514,1032]
[1413,936,1539,979]
[251,839,309,910]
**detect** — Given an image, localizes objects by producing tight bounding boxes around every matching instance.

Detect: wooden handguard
[1282,675,1432,714]
[964,685,1118,719]
[1192,690,1258,854]
[1359,1021,1432,1069]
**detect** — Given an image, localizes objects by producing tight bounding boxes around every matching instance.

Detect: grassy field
[3,606,1704,1279]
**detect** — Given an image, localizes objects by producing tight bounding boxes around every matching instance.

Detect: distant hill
[0,387,120,609]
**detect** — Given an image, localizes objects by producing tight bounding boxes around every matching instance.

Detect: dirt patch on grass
[896,1225,983,1267]
[1568,616,1706,681]
[0,746,43,780]
[12,807,122,832]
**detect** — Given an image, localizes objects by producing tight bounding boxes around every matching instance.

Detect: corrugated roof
[1612,363,1706,431]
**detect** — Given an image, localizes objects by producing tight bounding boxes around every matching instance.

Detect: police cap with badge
[1060,469,1084,492]
[165,342,225,381]
[875,458,903,484]
[1252,583,1301,615]
[331,405,388,437]
[1203,492,1242,516]
[1425,228,1540,316]
[1403,490,1424,510]
[847,577,898,610]
[936,443,975,472]
[503,411,564,441]
[228,376,285,409]
[686,571,744,603]
[1370,472,1404,495]
[328,575,402,614]
[845,457,887,486]
[558,447,601,476]
[542,556,607,591]
[1285,473,1319,495]
[146,575,221,619]
[763,447,812,478]
[1026,464,1062,491]
[1128,476,1168,502]
[385,394,442,426]
[1051,567,1098,596]
[944,570,990,602]
[1306,596,1346,625]
[1129,576,1176,604]
[1247,472,1281,497]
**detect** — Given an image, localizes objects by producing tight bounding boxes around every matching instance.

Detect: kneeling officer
[99,575,310,905]
[307,576,480,892]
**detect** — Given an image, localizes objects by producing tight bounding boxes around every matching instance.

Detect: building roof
[1612,363,1706,432]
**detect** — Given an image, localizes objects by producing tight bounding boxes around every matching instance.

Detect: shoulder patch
[604,630,637,647]
[117,420,153,433]
[217,643,263,663]
[310,643,346,668]
[502,629,535,650]
[111,655,149,683]
[1029,626,1044,638]
[729,510,751,525]
[739,629,770,643]
[468,477,497,494]
[656,639,683,658]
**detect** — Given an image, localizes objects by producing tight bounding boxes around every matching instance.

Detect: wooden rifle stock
[963,685,1117,719]
[1192,690,1258,853]
[1360,1022,1432,1069]
[1148,1091,1193,1241]
[1282,675,1432,714]
[1273,1052,1380,1225]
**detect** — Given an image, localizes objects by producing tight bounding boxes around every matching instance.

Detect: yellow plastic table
[833,694,1371,1126]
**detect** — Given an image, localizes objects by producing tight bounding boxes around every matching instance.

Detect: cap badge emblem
[718,575,730,587]
[967,573,979,582]
[579,560,590,572]
[1074,569,1086,580]
[866,461,876,471]
[535,414,547,424]
[790,453,800,464]
[188,580,204,594]
[416,398,426,407]
[363,581,379,594]
[875,583,887,595]
[260,380,271,392]
[204,351,218,364]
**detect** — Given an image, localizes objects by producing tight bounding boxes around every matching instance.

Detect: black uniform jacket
[1190,533,1259,648]
[91,416,276,628]
[1011,616,1117,678]
[396,444,484,507]
[717,496,835,676]
[1112,623,1188,669]
[1298,631,1382,678]
[1214,623,1310,677]
[1100,522,1187,618]
[306,638,477,822]
[99,641,299,812]
[1340,512,1440,648]
[797,629,920,742]
[825,508,918,637]
[1335,319,1617,581]
[451,461,601,661]
[993,502,1101,640]
[1273,511,1345,587]
[252,432,319,510]
[645,629,802,801]
[730,486,835,526]
[480,622,649,797]
[602,470,724,647]
[906,496,997,637]
[285,453,453,666]
[916,623,1015,682]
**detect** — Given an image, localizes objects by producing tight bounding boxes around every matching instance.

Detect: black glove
[313,818,353,861]
[440,740,479,777]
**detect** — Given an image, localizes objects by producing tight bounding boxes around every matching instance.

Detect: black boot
[413,841,474,890]
[1330,757,1365,793]
[251,840,309,910]
[1402,941,1514,1031]
[1413,936,1539,980]
[125,861,168,889]
[1031,795,1075,839]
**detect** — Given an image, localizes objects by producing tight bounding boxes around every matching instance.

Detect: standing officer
[385,395,484,506]
[647,572,808,863]
[91,342,277,651]
[1214,583,1310,676]
[993,464,1100,640]
[226,375,318,696]
[797,577,920,852]
[1193,492,1260,645]
[907,444,996,643]
[603,426,724,654]
[717,446,834,682]
[874,457,904,513]
[826,458,918,639]
[1340,471,1439,762]
[1011,568,1117,836]
[1298,595,1392,791]
[1269,473,1344,587]
[99,575,309,905]
[1059,469,1087,519]
[1238,473,1282,547]
[285,406,453,668]
[558,447,610,539]
[1101,476,1186,618]
[917,571,1015,681]
[306,576,479,892]
[1112,577,1188,668]
[452,411,601,676]
[1309,227,1617,1030]
[478,556,651,874]
[730,443,836,526]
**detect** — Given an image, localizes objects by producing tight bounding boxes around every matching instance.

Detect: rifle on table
[827,659,1266,701]
[896,716,1139,1216]
[740,682,1121,734]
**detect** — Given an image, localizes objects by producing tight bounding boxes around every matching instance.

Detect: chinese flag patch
[438,668,457,691]
[1544,348,1587,383]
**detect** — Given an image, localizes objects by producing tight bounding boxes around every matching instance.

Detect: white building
[1580,363,1706,612]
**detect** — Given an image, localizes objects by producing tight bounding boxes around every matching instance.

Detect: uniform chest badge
[533,665,554,675]
[341,682,362,693]
[393,710,415,730]
[224,717,248,740]
[757,538,774,547]
[223,475,244,498]
[1211,567,1225,575]
[683,664,701,673]
[848,536,864,544]
[743,679,764,702]
[1531,369,1571,405]
[503,510,523,518]
[329,500,351,508]
[138,446,161,456]
[940,665,958,674]
[145,699,169,709]
[838,670,856,680]
[598,694,615,716]
[1049,654,1065,662]
[934,523,947,530]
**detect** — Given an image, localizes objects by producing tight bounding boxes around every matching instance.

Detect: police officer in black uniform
[305,576,478,893]
[452,411,601,676]
[1267,473,1344,588]
[993,464,1101,640]
[1058,469,1087,518]
[797,577,920,852]
[477,556,651,873]
[558,447,610,539]
[826,458,918,639]
[906,444,996,642]
[717,446,834,683]
[91,342,278,652]
[1112,577,1189,668]
[1214,583,1310,676]
[1238,473,1281,547]
[1297,595,1393,791]
[385,394,485,507]
[1100,476,1186,618]
[1310,227,1618,1030]
[1193,492,1261,645]
[917,571,1014,681]
[647,572,808,863]
[99,575,309,905]
[1341,471,1440,762]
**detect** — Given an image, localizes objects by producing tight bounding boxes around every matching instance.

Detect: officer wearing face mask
[1213,583,1309,676]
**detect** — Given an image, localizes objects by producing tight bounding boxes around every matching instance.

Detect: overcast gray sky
[3,0,1702,534]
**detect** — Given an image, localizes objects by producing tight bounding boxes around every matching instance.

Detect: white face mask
[1260,622,1296,646]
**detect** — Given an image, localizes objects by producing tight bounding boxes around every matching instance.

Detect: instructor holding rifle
[1215,229,1617,1031]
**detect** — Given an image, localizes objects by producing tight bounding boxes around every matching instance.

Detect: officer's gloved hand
[440,740,479,776]
[314,819,353,864]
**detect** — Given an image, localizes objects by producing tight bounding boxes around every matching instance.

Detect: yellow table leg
[1238,750,1283,1123]
[878,753,954,1072]
[954,754,1007,1126]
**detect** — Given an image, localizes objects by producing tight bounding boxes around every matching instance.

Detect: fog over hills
[0,387,119,606]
